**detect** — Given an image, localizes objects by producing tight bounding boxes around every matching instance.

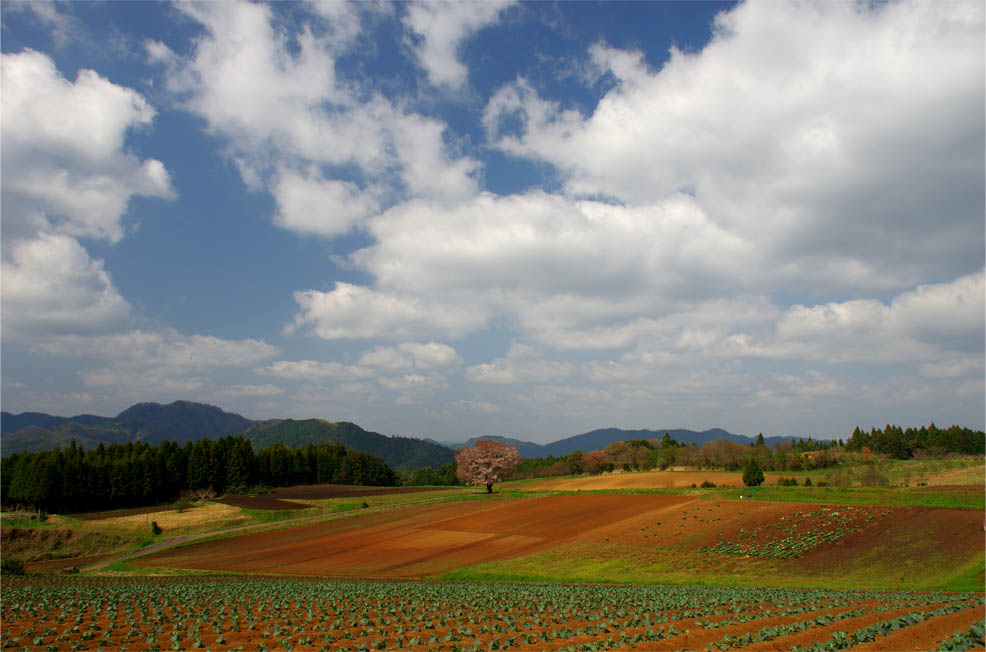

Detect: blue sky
[2,0,983,443]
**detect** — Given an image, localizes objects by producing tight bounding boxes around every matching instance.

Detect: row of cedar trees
[0,437,397,514]
[511,424,985,481]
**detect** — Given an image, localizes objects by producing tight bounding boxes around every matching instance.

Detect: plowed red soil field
[140,493,984,590]
[141,494,697,576]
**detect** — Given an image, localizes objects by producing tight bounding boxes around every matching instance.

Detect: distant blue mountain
[431,427,794,458]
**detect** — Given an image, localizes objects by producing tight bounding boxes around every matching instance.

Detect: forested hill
[1,404,452,471]
[243,419,455,472]
[1,401,255,454]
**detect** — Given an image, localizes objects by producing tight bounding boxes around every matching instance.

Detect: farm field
[505,469,784,491]
[218,485,453,510]
[137,493,984,591]
[2,575,983,651]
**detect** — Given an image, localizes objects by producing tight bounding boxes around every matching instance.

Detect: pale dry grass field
[924,464,985,486]
[94,502,248,533]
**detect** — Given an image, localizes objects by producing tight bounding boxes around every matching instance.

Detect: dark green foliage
[742,458,764,487]
[845,422,985,458]
[151,521,162,535]
[405,464,459,486]
[0,557,25,575]
[0,436,398,513]
[701,480,717,488]
[1,401,253,454]
[244,419,453,471]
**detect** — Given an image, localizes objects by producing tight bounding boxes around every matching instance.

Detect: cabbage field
[2,575,983,651]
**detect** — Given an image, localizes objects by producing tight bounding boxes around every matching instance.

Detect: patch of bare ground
[138,494,696,576]
[216,495,314,510]
[215,485,450,509]
[25,554,114,573]
[71,503,195,521]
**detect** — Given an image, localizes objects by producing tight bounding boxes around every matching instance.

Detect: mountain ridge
[4,402,797,466]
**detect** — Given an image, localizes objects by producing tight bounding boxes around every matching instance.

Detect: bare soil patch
[72,504,191,521]
[216,485,450,510]
[25,554,114,573]
[216,495,314,510]
[139,494,695,577]
[266,484,450,500]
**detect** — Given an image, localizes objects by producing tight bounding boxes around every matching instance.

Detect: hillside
[114,401,254,445]
[1,411,109,434]
[1,401,254,455]
[243,419,455,472]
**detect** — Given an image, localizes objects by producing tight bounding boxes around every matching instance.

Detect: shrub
[700,480,716,488]
[859,464,889,487]
[174,498,192,513]
[151,521,162,535]
[1,558,25,575]
[742,458,764,487]
[803,477,812,487]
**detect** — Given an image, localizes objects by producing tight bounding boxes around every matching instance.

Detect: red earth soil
[24,554,113,573]
[71,504,185,520]
[215,495,314,510]
[140,494,698,576]
[139,494,984,585]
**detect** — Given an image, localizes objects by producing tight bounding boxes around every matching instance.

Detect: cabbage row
[1,576,979,651]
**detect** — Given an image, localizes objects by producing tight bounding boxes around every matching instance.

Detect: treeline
[0,436,398,513]
[511,423,984,482]
[510,434,843,480]
[845,423,984,458]
[403,463,458,486]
